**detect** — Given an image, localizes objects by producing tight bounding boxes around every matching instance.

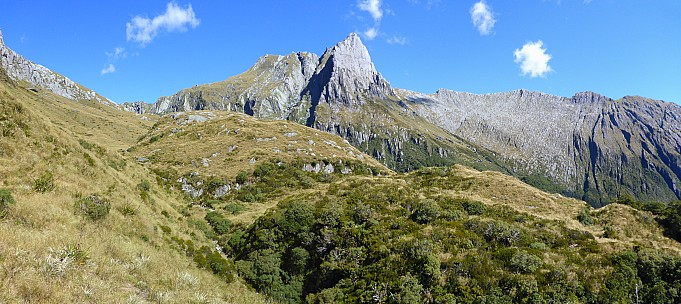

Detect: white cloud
[101,64,116,75]
[358,0,383,22]
[513,40,553,78]
[387,36,407,45]
[126,2,200,45]
[106,47,127,60]
[470,1,496,36]
[364,27,379,40]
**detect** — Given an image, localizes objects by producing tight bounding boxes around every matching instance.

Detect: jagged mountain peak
[316,32,381,82]
[0,29,4,45]
[302,33,394,108]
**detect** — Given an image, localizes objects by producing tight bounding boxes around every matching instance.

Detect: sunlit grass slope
[0,68,265,303]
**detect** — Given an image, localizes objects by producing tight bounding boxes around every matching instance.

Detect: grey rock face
[408,89,681,205]
[0,30,113,105]
[213,184,231,198]
[122,101,153,114]
[302,33,393,107]
[152,52,320,118]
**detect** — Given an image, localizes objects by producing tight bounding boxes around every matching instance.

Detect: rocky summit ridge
[0,29,113,105]
[149,33,394,121]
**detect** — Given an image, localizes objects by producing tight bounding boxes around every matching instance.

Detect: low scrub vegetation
[219,168,681,303]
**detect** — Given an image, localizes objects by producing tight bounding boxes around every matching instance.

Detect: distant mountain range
[2,28,678,206]
[125,33,681,206]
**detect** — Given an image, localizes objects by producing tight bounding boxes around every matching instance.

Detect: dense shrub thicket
[220,167,681,303]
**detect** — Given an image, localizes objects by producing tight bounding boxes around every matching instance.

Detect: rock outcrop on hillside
[122,101,154,114]
[0,30,113,105]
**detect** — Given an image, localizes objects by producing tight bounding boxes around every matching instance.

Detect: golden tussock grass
[1,79,266,303]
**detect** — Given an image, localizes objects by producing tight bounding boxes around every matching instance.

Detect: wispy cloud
[407,0,441,10]
[513,40,553,77]
[358,0,383,22]
[357,0,383,41]
[106,47,127,60]
[470,1,496,36]
[364,27,379,40]
[126,2,200,46]
[387,36,407,45]
[101,64,116,75]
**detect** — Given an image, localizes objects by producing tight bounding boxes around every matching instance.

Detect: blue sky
[1,1,679,104]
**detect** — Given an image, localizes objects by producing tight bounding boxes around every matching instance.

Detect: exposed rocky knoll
[148,32,681,205]
[0,30,113,105]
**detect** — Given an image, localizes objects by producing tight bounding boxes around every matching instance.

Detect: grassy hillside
[0,69,265,303]
[128,111,388,225]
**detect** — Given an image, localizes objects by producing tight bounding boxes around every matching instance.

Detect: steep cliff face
[409,89,681,205]
[0,30,113,105]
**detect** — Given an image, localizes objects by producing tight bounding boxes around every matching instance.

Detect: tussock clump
[33,171,55,193]
[0,188,15,217]
[74,194,110,221]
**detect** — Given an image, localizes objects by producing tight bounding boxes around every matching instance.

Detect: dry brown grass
[428,165,681,254]
[0,78,266,303]
[130,111,386,179]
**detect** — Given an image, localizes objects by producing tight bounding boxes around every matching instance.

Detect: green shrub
[510,251,542,273]
[74,194,110,221]
[577,209,594,226]
[137,180,151,192]
[529,242,547,250]
[190,218,217,239]
[224,202,246,215]
[412,199,441,224]
[464,200,486,215]
[0,188,16,217]
[603,225,618,239]
[205,211,232,235]
[33,171,55,193]
[235,171,249,184]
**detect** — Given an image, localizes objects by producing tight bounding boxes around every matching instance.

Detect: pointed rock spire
[303,32,393,110]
